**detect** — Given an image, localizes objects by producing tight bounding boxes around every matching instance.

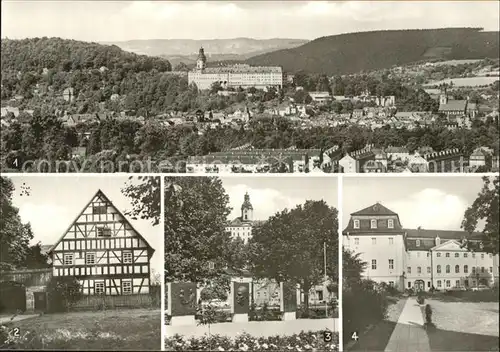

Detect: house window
[455,265,459,273]
[371,219,377,229]
[408,282,411,288]
[481,254,484,259]
[389,259,394,270]
[481,267,485,273]
[389,237,394,245]
[427,267,431,274]
[122,251,133,264]
[455,253,459,258]
[407,266,411,274]
[95,281,105,295]
[388,219,394,229]
[446,253,450,258]
[427,281,431,288]
[437,280,442,288]
[354,238,359,245]
[122,280,132,295]
[97,227,112,237]
[472,267,476,273]
[372,238,376,245]
[464,253,468,258]
[464,265,468,273]
[446,280,451,288]
[455,280,460,287]
[472,253,476,258]
[64,253,74,265]
[317,290,324,301]
[389,281,394,287]
[417,267,421,274]
[86,252,96,265]
[437,265,441,273]
[353,220,360,229]
[489,267,493,273]
[372,259,377,270]
[446,265,450,273]
[92,205,107,214]
[437,253,441,257]
[416,239,420,247]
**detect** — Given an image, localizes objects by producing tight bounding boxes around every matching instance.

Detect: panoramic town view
[0,1,498,173]
[164,176,339,350]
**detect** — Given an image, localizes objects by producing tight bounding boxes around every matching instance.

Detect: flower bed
[165,330,338,351]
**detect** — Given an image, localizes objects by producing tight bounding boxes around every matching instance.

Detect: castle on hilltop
[188,47,283,90]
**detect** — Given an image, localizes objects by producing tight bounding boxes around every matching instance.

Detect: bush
[46,277,82,312]
[164,330,338,351]
[343,279,388,343]
[416,292,425,305]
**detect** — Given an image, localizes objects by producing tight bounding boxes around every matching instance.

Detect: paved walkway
[165,318,338,339]
[0,314,39,324]
[384,298,431,352]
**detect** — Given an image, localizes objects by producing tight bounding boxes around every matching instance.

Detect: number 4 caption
[351,331,359,341]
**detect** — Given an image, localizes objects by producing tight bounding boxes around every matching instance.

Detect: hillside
[245,28,500,75]
[1,37,171,73]
[103,38,308,67]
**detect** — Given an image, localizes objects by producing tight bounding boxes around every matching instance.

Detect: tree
[121,176,161,226]
[22,242,50,269]
[462,176,499,254]
[249,200,338,313]
[0,177,33,267]
[164,177,242,286]
[342,249,367,288]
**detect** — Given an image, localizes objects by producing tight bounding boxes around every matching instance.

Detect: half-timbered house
[48,189,155,296]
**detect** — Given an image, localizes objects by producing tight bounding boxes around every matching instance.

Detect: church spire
[196,46,207,70]
[241,192,253,221]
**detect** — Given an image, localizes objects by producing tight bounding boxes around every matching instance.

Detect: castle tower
[241,192,253,221]
[439,93,448,106]
[196,47,207,70]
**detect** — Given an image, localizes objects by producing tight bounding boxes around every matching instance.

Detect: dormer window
[416,239,420,247]
[353,220,360,229]
[370,219,377,229]
[388,219,394,229]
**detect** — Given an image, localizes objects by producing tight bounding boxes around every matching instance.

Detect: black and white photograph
[0,1,499,174]
[342,175,499,351]
[164,176,339,351]
[0,175,162,350]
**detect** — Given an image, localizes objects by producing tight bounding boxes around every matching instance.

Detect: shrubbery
[343,280,388,343]
[46,277,82,312]
[165,330,338,351]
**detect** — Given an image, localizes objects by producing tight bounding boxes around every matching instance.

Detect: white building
[188,47,283,90]
[343,202,498,291]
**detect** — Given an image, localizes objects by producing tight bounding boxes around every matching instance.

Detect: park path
[384,298,431,352]
[0,314,38,324]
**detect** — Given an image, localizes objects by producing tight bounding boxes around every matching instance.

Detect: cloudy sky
[10,176,163,275]
[221,176,338,222]
[2,1,498,42]
[343,176,489,231]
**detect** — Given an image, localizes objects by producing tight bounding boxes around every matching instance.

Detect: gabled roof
[351,203,398,216]
[48,189,155,256]
[438,100,467,112]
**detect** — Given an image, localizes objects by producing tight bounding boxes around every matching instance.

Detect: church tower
[196,47,207,70]
[439,93,448,106]
[241,192,253,222]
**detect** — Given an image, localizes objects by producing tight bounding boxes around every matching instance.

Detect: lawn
[427,299,499,337]
[3,308,161,350]
[425,299,499,351]
[348,296,407,351]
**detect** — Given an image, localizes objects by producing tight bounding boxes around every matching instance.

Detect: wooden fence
[72,289,161,311]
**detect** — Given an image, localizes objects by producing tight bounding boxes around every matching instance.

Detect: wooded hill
[245,28,500,75]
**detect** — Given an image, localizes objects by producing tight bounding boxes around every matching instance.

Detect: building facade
[48,190,154,296]
[225,192,262,243]
[343,203,498,291]
[188,47,283,90]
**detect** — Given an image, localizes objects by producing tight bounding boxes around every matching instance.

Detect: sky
[342,176,490,232]
[1,1,499,42]
[9,176,163,275]
[221,176,338,222]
